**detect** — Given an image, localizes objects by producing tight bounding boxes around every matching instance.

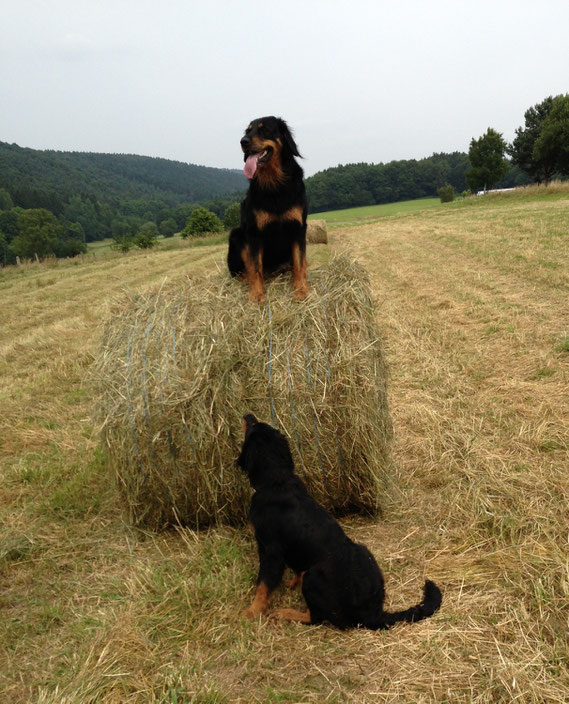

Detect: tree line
[305,94,568,212]
[0,142,246,209]
[1,94,567,264]
[304,152,512,212]
[0,187,245,265]
[466,94,569,192]
[0,142,247,264]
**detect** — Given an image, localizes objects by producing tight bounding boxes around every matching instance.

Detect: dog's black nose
[240,136,250,151]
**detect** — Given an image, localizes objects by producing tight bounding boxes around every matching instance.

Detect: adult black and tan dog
[227,116,309,302]
[238,413,443,630]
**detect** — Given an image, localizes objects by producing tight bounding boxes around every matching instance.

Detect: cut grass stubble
[2,184,569,702]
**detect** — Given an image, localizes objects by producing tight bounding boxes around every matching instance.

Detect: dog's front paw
[268,608,288,620]
[269,608,311,623]
[248,288,266,303]
[293,284,310,300]
[244,599,268,620]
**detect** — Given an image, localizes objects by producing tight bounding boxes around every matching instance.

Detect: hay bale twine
[307,219,328,244]
[93,254,392,530]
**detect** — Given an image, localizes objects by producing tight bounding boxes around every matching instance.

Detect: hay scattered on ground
[93,255,392,529]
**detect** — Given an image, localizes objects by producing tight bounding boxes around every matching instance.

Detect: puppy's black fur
[238,414,442,629]
[227,116,309,301]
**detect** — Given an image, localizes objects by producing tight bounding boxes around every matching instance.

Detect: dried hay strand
[93,254,392,530]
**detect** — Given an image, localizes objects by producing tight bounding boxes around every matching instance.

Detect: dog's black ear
[237,430,262,484]
[237,422,257,471]
[237,442,249,470]
[277,118,301,158]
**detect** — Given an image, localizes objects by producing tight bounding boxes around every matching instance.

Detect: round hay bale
[93,254,392,530]
[307,219,328,244]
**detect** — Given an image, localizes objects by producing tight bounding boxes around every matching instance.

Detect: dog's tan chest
[253,206,303,231]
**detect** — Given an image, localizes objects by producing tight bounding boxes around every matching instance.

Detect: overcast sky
[2,0,569,176]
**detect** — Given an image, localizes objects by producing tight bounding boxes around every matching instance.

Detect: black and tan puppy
[238,413,442,629]
[227,116,309,302]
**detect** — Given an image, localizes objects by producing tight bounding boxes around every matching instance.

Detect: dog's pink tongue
[244,154,259,179]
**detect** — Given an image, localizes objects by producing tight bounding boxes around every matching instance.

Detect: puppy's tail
[376,580,442,629]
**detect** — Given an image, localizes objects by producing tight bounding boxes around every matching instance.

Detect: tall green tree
[0,230,7,265]
[64,195,100,242]
[0,188,13,210]
[64,221,86,243]
[10,209,63,259]
[181,207,223,238]
[223,203,241,230]
[466,128,509,192]
[0,209,20,241]
[159,217,178,238]
[533,94,569,179]
[509,96,557,183]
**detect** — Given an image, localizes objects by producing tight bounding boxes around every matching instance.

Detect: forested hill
[0,140,531,263]
[0,141,247,211]
[304,152,530,212]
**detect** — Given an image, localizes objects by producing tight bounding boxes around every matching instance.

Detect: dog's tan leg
[241,245,265,302]
[244,581,271,619]
[291,242,309,299]
[270,608,312,623]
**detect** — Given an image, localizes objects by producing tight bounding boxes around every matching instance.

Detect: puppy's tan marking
[270,608,312,623]
[245,582,270,619]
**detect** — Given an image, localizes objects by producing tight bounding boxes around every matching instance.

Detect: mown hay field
[308,196,440,227]
[1,185,568,703]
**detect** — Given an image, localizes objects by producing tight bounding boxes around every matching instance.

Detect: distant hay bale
[93,255,392,530]
[307,219,328,244]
